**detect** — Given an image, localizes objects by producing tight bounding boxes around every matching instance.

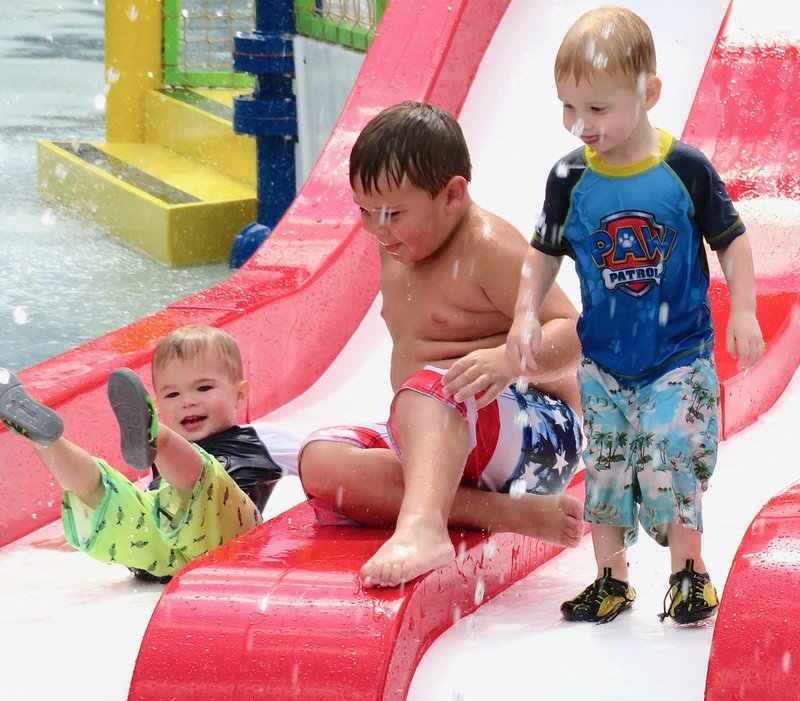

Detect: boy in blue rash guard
[506,6,764,624]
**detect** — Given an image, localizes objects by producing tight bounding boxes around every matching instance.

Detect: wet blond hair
[152,325,243,384]
[555,5,656,88]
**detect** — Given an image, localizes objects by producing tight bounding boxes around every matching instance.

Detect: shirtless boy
[300,101,585,588]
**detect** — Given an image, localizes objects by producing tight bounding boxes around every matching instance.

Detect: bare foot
[514,493,584,547]
[360,529,455,588]
[31,533,73,551]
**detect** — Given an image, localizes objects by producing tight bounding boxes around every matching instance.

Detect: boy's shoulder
[460,203,526,249]
[665,137,715,169]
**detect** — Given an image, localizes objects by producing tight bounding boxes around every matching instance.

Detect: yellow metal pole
[105,0,163,142]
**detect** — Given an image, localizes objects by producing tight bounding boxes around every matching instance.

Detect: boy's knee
[298,440,335,496]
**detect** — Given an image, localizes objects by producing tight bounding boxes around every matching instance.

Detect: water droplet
[473,577,485,606]
[12,307,28,325]
[571,119,585,138]
[509,478,527,499]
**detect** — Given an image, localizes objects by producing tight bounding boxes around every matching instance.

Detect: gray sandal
[107,368,158,471]
[0,368,64,446]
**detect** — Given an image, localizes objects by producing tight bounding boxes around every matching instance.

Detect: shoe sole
[672,606,719,625]
[561,599,634,623]
[107,368,157,471]
[0,368,63,446]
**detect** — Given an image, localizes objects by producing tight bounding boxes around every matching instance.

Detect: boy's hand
[506,314,542,380]
[727,311,765,369]
[442,346,512,409]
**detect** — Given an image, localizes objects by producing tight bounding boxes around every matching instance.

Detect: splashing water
[659,302,670,326]
[584,38,597,63]
[12,307,29,325]
[473,577,485,606]
[509,478,526,499]
[637,71,648,98]
[592,52,608,70]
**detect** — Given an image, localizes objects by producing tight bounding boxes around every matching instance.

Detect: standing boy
[1,325,298,580]
[507,6,764,623]
[300,101,586,589]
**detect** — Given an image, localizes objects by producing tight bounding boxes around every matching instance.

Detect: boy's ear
[643,74,662,110]
[442,175,469,212]
[236,379,250,409]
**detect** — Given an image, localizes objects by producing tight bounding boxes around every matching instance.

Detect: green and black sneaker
[658,559,719,624]
[561,568,636,623]
[107,368,158,471]
[0,368,63,446]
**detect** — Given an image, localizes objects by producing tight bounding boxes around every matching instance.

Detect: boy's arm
[716,233,764,368]
[506,247,564,377]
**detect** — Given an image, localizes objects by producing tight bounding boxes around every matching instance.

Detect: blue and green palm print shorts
[578,355,719,547]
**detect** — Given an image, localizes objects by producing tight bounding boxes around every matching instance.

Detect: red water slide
[692,13,800,699]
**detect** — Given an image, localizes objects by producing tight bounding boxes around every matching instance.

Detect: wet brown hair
[151,325,243,384]
[349,101,472,198]
[555,5,656,88]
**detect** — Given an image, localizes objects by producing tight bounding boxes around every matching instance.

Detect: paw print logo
[618,231,635,249]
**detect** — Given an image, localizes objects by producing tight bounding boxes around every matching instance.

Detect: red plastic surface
[130,482,585,701]
[705,481,800,699]
[682,5,800,439]
[690,6,800,699]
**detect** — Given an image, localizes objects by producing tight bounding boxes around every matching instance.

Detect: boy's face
[152,352,248,442]
[353,171,455,265]
[556,70,658,163]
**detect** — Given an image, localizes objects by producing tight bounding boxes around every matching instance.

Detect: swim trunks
[302,366,583,525]
[61,446,262,578]
[579,355,719,546]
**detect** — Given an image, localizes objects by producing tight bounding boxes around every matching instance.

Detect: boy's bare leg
[666,524,706,573]
[33,439,106,509]
[150,424,204,499]
[359,390,470,588]
[590,524,629,581]
[302,442,583,546]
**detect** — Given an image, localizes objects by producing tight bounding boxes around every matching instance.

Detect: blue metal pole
[230,0,297,267]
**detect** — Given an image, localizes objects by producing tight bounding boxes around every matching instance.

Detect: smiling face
[152,351,248,442]
[353,170,466,265]
[557,69,660,165]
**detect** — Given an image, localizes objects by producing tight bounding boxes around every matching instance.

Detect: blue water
[0,1,231,372]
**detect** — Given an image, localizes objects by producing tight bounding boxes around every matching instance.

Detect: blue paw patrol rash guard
[532,130,745,386]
